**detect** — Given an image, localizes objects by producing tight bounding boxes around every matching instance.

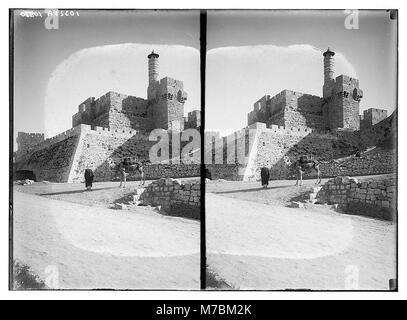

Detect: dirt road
[13,191,200,289]
[206,180,396,290]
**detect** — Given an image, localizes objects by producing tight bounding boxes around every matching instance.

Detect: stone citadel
[14,48,396,183]
[15,51,201,182]
[247,48,378,131]
[206,48,396,181]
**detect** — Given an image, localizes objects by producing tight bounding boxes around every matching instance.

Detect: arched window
[177,90,184,102]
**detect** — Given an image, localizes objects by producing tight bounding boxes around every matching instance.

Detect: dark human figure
[84,168,94,190]
[260,167,270,188]
[118,162,127,188]
[205,168,212,180]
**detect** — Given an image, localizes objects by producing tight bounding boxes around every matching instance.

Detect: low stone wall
[205,164,243,180]
[316,175,397,221]
[320,148,396,178]
[142,164,200,180]
[135,178,200,220]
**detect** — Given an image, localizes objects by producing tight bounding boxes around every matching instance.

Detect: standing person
[118,162,127,188]
[84,168,94,190]
[260,166,270,189]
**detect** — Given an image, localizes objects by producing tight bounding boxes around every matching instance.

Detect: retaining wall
[316,175,396,221]
[136,178,200,219]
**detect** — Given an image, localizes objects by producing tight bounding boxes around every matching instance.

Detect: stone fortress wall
[14,52,201,182]
[207,48,395,181]
[15,123,203,183]
[248,90,325,130]
[360,108,388,131]
[15,50,201,183]
[185,110,201,129]
[15,135,80,182]
[206,111,396,182]
[16,132,45,158]
[15,48,396,185]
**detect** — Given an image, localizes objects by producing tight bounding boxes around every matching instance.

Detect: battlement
[85,124,150,139]
[248,89,325,130]
[16,132,45,158]
[17,132,45,138]
[184,109,201,129]
[363,108,388,119]
[266,124,332,136]
[360,108,388,130]
[15,126,83,162]
[15,123,154,163]
[323,74,361,99]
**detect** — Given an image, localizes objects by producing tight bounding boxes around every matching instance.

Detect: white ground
[13,191,200,289]
[206,181,397,290]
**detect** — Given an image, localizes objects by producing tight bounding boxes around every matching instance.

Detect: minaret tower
[323,48,335,83]
[323,48,335,98]
[147,50,159,100]
[148,50,159,84]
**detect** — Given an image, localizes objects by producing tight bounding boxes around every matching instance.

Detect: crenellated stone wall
[15,135,80,182]
[247,90,325,130]
[16,132,45,158]
[360,108,388,130]
[184,110,201,129]
[15,123,203,183]
[72,92,153,131]
[282,90,324,129]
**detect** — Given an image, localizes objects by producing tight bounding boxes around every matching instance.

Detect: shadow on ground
[214,184,292,195]
[39,186,118,196]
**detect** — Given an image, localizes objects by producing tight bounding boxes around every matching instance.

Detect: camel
[285,155,321,186]
[295,155,321,186]
[117,157,146,187]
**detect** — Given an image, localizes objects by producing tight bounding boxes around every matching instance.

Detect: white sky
[206,10,397,135]
[206,44,358,134]
[45,44,200,137]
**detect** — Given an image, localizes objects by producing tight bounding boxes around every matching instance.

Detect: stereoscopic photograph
[10,9,398,292]
[11,9,201,289]
[205,10,397,290]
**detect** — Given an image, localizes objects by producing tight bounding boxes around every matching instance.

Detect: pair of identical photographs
[11,9,397,290]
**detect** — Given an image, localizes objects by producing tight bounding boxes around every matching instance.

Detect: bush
[13,260,48,290]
